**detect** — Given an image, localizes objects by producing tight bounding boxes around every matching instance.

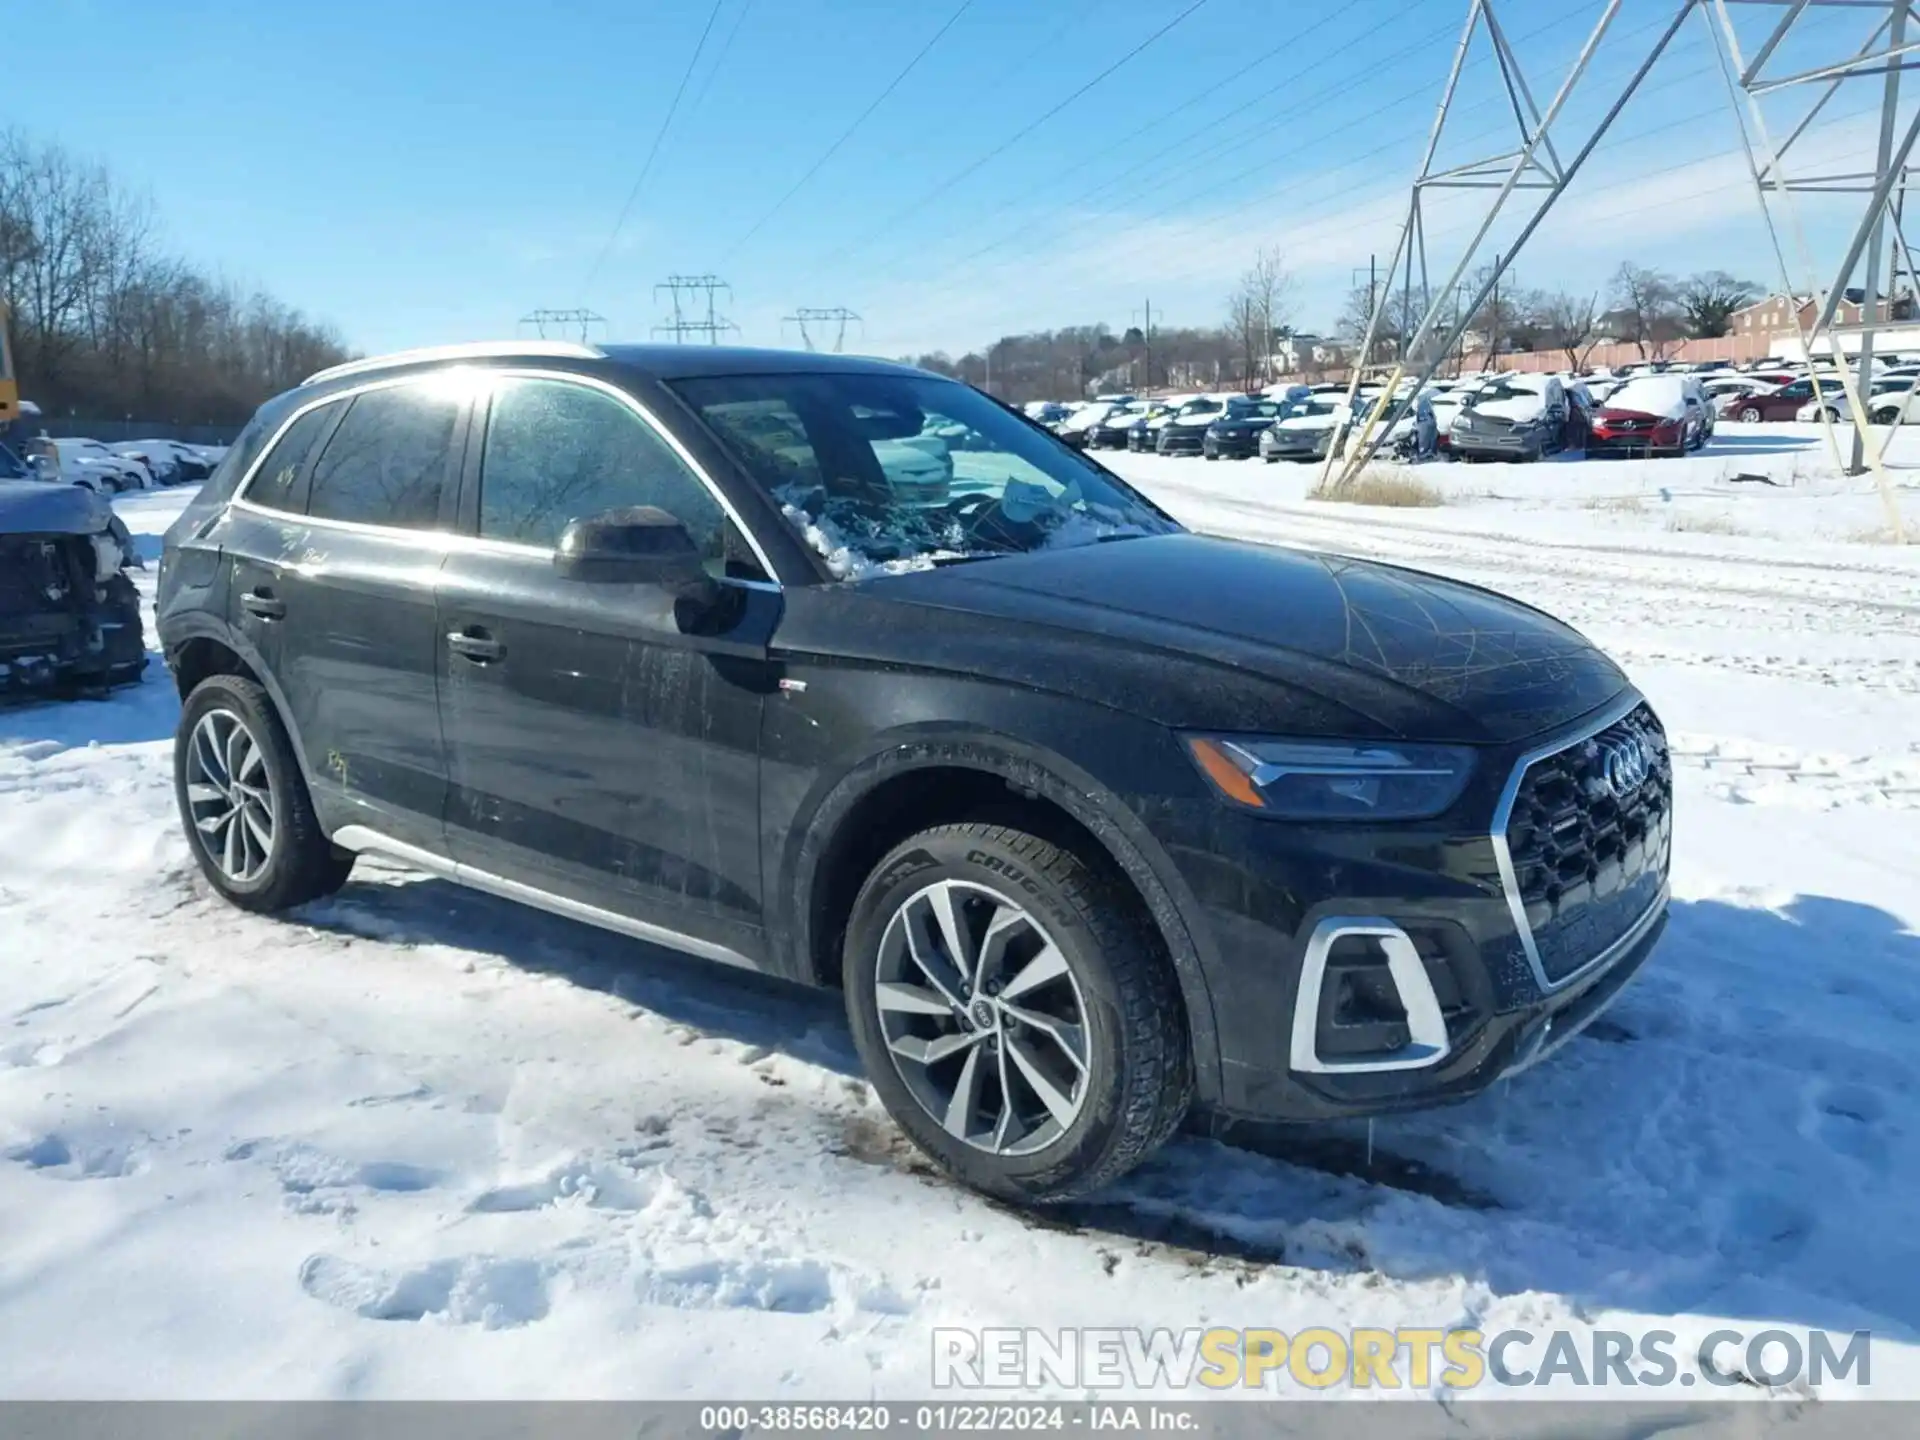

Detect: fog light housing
[1290,918,1452,1074]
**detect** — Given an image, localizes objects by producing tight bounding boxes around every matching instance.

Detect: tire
[842,823,1192,1205]
[1873,408,1899,425]
[174,673,354,912]
[1739,406,1762,424]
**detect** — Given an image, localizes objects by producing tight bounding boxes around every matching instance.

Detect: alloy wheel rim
[873,880,1091,1157]
[184,708,277,883]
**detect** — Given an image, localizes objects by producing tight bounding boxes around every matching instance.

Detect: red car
[1723,378,1816,423]
[1588,376,1699,456]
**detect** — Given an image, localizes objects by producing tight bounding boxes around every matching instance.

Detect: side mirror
[554,506,712,593]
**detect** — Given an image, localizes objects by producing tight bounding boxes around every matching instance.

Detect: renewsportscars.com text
[932,1325,1873,1392]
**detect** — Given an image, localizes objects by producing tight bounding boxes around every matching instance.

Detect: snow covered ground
[2,434,1918,1406]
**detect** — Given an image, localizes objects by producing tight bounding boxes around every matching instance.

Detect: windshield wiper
[928,551,1008,567]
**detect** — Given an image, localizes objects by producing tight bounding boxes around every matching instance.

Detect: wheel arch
[780,733,1225,1104]
[163,618,322,793]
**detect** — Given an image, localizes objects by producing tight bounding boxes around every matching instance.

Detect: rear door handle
[446,627,504,663]
[241,588,286,620]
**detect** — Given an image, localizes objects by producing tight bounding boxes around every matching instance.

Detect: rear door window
[307,381,463,531]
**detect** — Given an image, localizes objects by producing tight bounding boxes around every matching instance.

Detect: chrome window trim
[1489,689,1667,996]
[301,340,602,387]
[1289,917,1450,1075]
[330,825,758,972]
[229,365,782,586]
[476,367,781,583]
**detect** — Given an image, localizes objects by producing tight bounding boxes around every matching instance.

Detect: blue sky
[12,0,1900,358]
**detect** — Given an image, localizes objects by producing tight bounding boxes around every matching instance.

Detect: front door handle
[241,587,286,620]
[446,627,504,663]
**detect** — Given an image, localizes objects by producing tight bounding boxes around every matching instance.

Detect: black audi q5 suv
[157,342,1671,1204]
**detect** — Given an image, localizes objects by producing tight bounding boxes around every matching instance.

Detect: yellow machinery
[0,301,16,424]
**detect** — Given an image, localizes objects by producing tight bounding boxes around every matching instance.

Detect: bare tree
[1678,270,1760,338]
[0,127,352,427]
[1537,290,1601,370]
[1610,262,1684,360]
[1225,247,1292,389]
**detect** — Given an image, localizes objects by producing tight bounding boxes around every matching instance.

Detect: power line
[723,0,975,264]
[684,0,756,123]
[583,0,728,294]
[815,0,1214,271]
[845,2,1399,288]
[940,1,1616,285]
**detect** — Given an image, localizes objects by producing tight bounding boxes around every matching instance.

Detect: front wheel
[1738,406,1763,424]
[174,674,354,912]
[843,823,1191,1205]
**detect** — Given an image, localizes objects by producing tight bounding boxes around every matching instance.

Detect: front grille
[1503,702,1673,985]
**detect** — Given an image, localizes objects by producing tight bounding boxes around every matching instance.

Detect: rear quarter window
[243,402,343,513]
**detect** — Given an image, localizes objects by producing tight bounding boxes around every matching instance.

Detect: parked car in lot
[1723,376,1822,424]
[1202,397,1286,459]
[1259,395,1352,462]
[1123,402,1173,452]
[27,437,150,493]
[1086,402,1148,450]
[1387,390,1440,461]
[1427,382,1476,454]
[157,340,1669,1206]
[0,473,146,694]
[1156,395,1229,455]
[1588,375,1700,456]
[1449,374,1568,462]
[1797,377,1920,424]
[1054,401,1117,449]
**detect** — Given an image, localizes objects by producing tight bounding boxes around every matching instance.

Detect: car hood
[1209,416,1274,432]
[1461,395,1548,424]
[856,534,1628,744]
[1274,414,1341,434]
[0,478,111,535]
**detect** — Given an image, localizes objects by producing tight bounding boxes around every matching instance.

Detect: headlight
[1184,735,1476,820]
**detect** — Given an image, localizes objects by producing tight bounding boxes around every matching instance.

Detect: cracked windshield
[673,372,1178,575]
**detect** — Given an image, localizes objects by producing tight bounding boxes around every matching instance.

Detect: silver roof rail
[301,340,604,387]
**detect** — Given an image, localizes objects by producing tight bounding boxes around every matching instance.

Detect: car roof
[301,340,936,390]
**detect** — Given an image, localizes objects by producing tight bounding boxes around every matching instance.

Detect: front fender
[773,721,1226,1106]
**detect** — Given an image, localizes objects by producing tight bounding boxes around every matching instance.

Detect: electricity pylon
[782,307,863,352]
[516,309,607,343]
[1325,0,1912,542]
[653,275,739,344]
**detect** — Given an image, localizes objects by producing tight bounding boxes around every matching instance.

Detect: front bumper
[1204,431,1264,458]
[1450,428,1543,459]
[1151,694,1671,1123]
[1157,430,1208,455]
[1261,437,1327,461]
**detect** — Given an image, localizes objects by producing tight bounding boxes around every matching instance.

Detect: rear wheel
[174,674,354,912]
[843,823,1191,1204]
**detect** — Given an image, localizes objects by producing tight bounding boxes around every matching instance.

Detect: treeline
[1336,263,1765,369]
[903,324,1258,406]
[907,249,1297,405]
[0,129,352,427]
